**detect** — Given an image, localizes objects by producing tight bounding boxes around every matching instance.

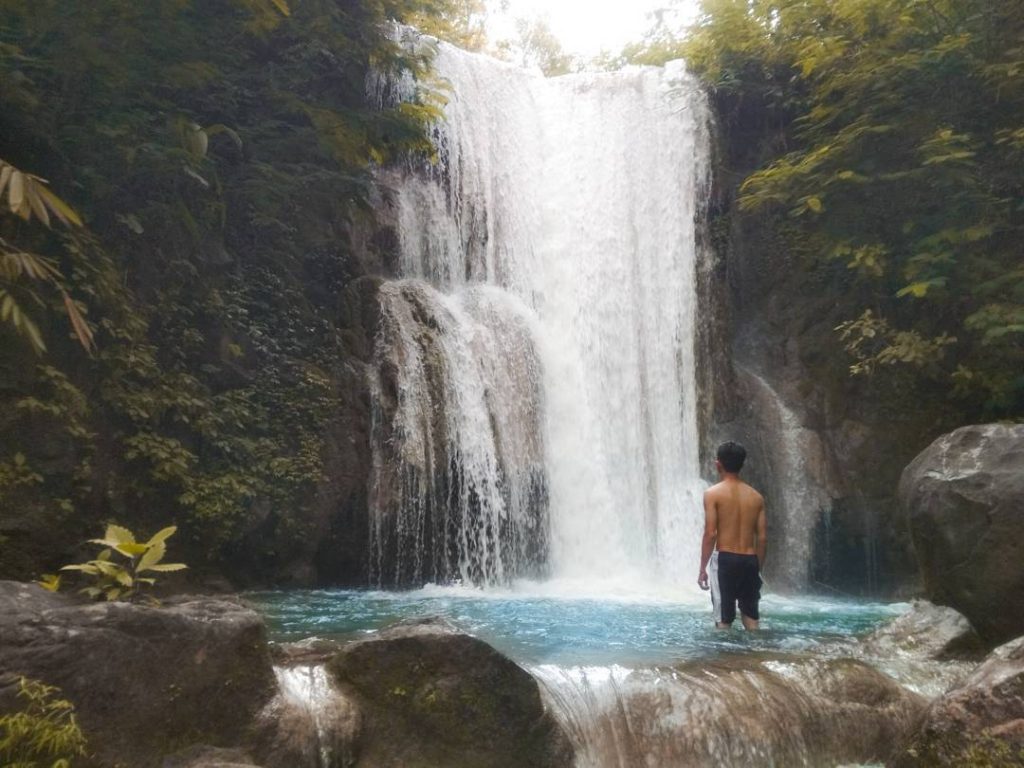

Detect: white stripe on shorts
[709,550,722,624]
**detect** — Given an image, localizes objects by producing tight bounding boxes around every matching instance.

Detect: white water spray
[369,36,711,589]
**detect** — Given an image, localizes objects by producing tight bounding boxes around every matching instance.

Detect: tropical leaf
[113,542,149,557]
[35,185,83,227]
[137,540,166,573]
[8,169,26,218]
[146,526,178,548]
[105,524,135,546]
[62,290,95,353]
[60,563,100,574]
[36,573,62,592]
[205,124,243,153]
[90,560,124,577]
[145,563,188,572]
[0,160,82,228]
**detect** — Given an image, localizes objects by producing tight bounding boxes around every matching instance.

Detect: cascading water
[368,281,548,585]
[368,34,711,589]
[246,36,955,768]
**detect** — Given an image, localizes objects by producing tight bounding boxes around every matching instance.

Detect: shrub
[0,677,87,768]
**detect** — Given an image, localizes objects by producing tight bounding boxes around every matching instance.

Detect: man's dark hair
[716,441,747,473]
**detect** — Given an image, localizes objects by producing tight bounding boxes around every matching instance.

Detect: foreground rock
[0,581,276,768]
[251,663,360,768]
[895,635,1024,766]
[328,618,574,768]
[537,655,927,767]
[860,600,984,660]
[162,746,262,768]
[900,423,1024,645]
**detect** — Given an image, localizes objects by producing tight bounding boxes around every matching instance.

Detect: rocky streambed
[2,580,1023,768]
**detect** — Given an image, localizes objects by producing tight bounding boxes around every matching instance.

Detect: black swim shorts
[709,550,761,625]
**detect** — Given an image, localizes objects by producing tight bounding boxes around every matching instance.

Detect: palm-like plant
[0,159,94,354]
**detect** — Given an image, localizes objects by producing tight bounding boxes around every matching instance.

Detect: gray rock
[252,663,360,768]
[0,581,277,768]
[860,600,985,660]
[895,635,1024,766]
[163,746,262,768]
[899,423,1024,645]
[327,618,573,768]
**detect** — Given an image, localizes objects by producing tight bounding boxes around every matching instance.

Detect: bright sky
[488,0,701,57]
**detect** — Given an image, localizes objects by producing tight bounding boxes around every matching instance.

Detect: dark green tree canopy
[678,0,1023,416]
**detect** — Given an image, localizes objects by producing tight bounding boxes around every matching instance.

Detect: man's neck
[719,471,741,482]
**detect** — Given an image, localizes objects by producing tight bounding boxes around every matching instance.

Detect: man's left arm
[756,500,767,571]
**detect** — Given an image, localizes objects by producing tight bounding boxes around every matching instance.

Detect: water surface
[247,585,906,668]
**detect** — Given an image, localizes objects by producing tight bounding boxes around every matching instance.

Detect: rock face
[0,581,277,768]
[896,635,1024,767]
[899,423,1024,645]
[327,618,573,768]
[860,600,985,660]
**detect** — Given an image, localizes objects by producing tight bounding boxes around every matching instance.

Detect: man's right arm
[698,490,717,590]
[756,499,767,571]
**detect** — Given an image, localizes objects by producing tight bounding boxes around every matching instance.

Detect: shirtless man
[697,441,767,630]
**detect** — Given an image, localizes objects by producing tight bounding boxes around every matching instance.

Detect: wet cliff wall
[0,3,433,588]
[696,109,963,597]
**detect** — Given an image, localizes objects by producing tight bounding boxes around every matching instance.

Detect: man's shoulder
[743,482,765,506]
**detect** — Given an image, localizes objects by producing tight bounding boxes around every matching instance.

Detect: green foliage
[60,524,187,602]
[409,0,490,51]
[35,573,61,592]
[0,159,93,354]
[0,0,454,579]
[0,678,87,768]
[682,0,1024,416]
[494,17,577,76]
[903,728,1024,768]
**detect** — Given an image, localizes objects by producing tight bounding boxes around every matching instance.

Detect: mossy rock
[327,618,572,768]
[0,582,276,768]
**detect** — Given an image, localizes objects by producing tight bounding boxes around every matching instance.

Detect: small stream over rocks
[249,589,978,768]
[2,580,1017,767]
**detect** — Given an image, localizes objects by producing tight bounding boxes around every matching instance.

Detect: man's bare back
[706,479,766,560]
[698,442,767,630]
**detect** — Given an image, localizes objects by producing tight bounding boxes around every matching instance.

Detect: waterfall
[369,34,711,589]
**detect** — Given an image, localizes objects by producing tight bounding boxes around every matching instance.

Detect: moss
[901,730,1024,768]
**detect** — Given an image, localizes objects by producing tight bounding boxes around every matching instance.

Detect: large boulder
[895,635,1024,766]
[327,618,573,768]
[860,600,985,660]
[0,581,277,768]
[900,423,1024,645]
[162,746,262,768]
